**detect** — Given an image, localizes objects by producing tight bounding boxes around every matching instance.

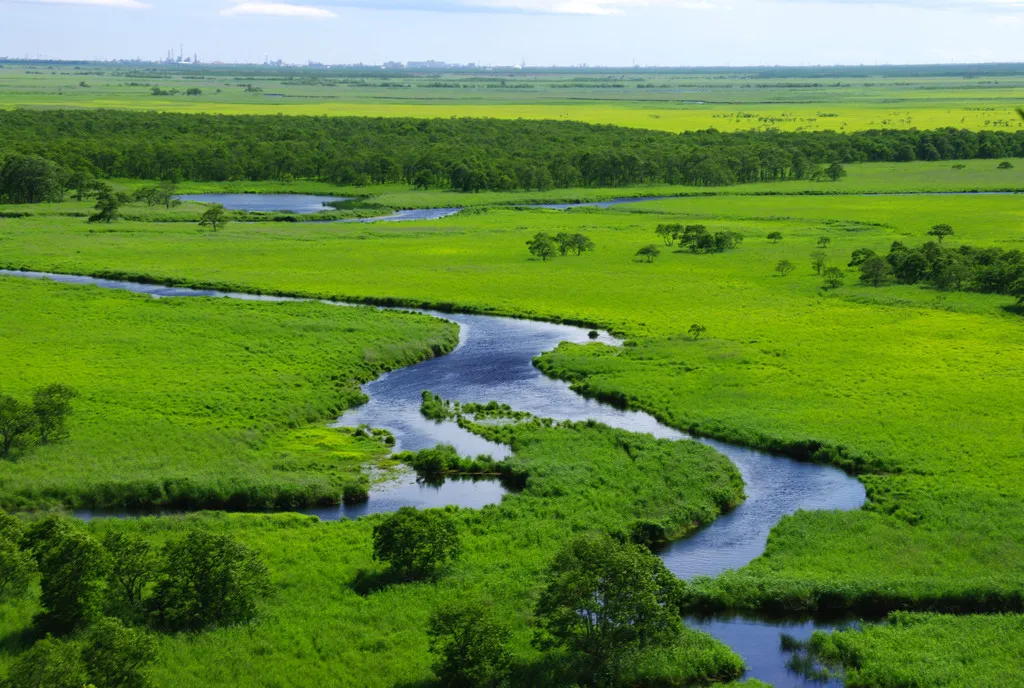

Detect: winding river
[2,267,863,686]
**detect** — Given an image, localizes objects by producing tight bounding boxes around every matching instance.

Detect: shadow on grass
[351,567,407,596]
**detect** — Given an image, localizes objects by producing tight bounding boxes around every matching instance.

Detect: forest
[0,109,1022,194]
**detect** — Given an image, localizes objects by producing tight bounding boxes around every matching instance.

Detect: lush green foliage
[0,278,457,510]
[2,110,1023,193]
[149,531,270,631]
[0,419,746,686]
[808,613,1024,687]
[427,600,512,688]
[371,507,462,581]
[533,534,687,685]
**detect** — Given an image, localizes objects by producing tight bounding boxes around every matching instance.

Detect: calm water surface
[177,193,349,214]
[1,268,866,686]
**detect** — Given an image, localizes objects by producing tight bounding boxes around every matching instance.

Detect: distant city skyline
[2,0,1022,67]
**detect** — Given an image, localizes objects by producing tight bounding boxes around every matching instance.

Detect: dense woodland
[0,110,1022,196]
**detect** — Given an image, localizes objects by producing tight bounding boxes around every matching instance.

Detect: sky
[0,0,1022,66]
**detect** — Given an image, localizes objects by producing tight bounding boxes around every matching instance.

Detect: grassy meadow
[3,62,1024,133]
[0,277,458,510]
[0,419,748,687]
[2,184,1023,682]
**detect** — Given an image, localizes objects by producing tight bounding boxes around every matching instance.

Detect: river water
[1,259,865,685]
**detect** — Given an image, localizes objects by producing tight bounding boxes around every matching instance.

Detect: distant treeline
[0,110,1022,193]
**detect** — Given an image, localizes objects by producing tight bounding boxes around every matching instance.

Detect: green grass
[807,612,1024,687]
[3,63,1024,134]
[0,277,457,510]
[0,421,747,687]
[2,186,1024,676]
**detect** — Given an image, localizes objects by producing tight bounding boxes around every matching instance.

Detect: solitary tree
[0,394,38,456]
[775,259,795,277]
[928,224,954,244]
[822,266,845,289]
[826,162,848,181]
[88,187,122,224]
[198,204,228,232]
[372,507,461,581]
[817,237,832,248]
[688,324,707,340]
[533,535,683,680]
[428,601,512,688]
[635,244,661,263]
[149,531,269,631]
[527,232,556,262]
[810,250,828,276]
[33,384,77,444]
[859,256,895,287]
[767,231,784,244]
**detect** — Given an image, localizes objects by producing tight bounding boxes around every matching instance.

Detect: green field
[3,62,1024,133]
[0,277,458,510]
[2,181,1023,682]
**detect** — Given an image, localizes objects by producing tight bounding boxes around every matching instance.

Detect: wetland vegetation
[0,61,1022,686]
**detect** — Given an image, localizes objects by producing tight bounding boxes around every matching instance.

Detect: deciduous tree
[372,507,461,581]
[428,601,512,688]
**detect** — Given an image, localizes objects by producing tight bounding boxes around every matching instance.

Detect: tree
[372,507,461,581]
[0,533,34,601]
[533,535,683,678]
[568,233,596,256]
[826,162,847,181]
[767,231,784,244]
[526,232,556,262]
[928,223,954,244]
[555,232,574,257]
[1,635,87,688]
[654,223,678,246]
[198,204,228,232]
[0,394,38,456]
[859,256,895,287]
[635,244,660,263]
[679,224,712,253]
[88,187,122,224]
[775,259,795,277]
[817,237,832,248]
[82,617,158,688]
[103,531,155,617]
[33,525,110,636]
[822,266,845,289]
[149,531,269,631]
[33,384,77,444]
[688,324,706,340]
[0,154,63,204]
[428,601,512,688]
[998,161,1014,170]
[810,250,828,276]
[848,247,877,267]
[156,180,179,209]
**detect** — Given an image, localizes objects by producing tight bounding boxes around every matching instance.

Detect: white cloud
[221,2,338,17]
[466,0,713,13]
[26,0,149,7]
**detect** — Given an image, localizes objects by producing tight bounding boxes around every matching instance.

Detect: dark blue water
[0,269,867,686]
[177,194,349,214]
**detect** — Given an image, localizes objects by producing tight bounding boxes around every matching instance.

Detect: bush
[372,507,461,580]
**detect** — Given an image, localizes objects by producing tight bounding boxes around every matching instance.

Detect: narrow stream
[0,269,865,686]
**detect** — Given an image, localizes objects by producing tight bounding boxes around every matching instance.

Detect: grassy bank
[0,277,458,510]
[0,421,747,687]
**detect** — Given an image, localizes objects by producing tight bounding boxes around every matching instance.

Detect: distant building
[407,60,447,69]
[383,61,404,69]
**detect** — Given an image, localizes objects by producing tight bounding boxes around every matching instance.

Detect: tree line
[851,233,1024,301]
[1,110,1022,198]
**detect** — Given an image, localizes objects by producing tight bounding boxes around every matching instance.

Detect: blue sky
[1,0,1022,66]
